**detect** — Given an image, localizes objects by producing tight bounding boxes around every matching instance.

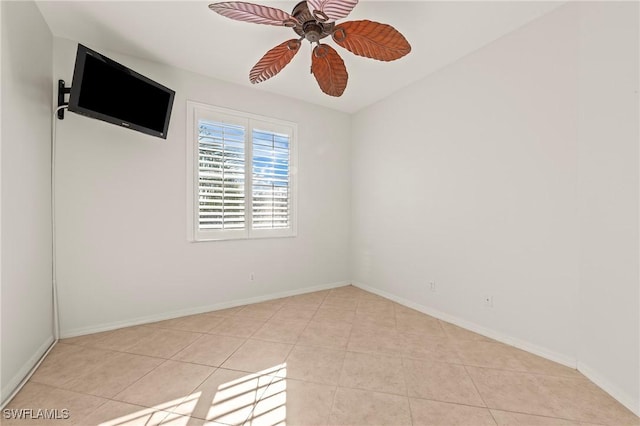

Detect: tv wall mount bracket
[57,79,71,120]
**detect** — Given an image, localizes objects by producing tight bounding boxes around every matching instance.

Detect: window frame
[186,101,298,242]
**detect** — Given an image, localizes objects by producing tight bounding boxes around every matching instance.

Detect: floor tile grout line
[58,329,208,360]
[327,288,368,423]
[329,343,581,381]
[295,341,585,381]
[24,371,207,424]
[407,394,495,411]
[29,357,163,414]
[486,406,611,425]
[64,386,113,425]
[108,357,201,404]
[331,381,411,399]
[326,369,342,421]
[407,395,416,426]
[241,364,287,424]
[152,405,174,425]
[408,393,617,426]
[116,359,218,423]
[392,302,412,401]
[462,364,498,425]
[454,363,588,381]
[326,291,367,421]
[170,332,215,361]
[282,290,335,364]
[210,333,284,373]
[289,292,333,347]
[399,356,416,425]
[29,345,128,392]
[322,384,339,425]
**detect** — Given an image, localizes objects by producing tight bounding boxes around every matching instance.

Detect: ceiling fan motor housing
[292,1,335,43]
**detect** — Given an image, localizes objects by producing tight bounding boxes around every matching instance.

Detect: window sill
[190,232,297,243]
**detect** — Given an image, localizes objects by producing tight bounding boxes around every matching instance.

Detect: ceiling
[36,1,563,113]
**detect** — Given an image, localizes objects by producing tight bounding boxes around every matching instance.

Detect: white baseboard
[61,281,351,339]
[1,336,56,409]
[352,281,577,368]
[353,281,640,417]
[578,362,640,417]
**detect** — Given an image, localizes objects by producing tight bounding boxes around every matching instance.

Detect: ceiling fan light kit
[208,0,411,97]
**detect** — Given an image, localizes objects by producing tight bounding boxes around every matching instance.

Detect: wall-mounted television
[68,44,175,139]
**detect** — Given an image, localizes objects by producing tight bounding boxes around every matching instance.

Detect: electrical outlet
[429,281,436,292]
[250,272,255,281]
[483,295,493,307]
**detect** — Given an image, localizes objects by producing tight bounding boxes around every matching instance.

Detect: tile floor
[4,285,639,426]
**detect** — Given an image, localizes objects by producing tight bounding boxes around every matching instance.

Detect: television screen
[68,44,175,139]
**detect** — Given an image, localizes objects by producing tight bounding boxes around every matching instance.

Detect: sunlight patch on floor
[99,364,287,426]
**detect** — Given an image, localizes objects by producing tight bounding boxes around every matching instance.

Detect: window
[187,102,297,241]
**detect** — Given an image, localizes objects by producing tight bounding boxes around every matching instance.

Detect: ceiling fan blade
[250,39,301,84]
[332,20,411,61]
[307,0,358,23]
[209,2,299,27]
[311,44,348,97]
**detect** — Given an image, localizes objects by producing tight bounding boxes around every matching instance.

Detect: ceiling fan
[208,0,411,97]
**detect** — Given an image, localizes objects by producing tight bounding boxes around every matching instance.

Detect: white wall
[1,1,54,405]
[352,3,580,361]
[53,37,351,337]
[576,2,639,414]
[351,1,639,414]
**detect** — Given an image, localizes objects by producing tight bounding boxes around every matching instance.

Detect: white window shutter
[198,120,246,230]
[252,128,291,230]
